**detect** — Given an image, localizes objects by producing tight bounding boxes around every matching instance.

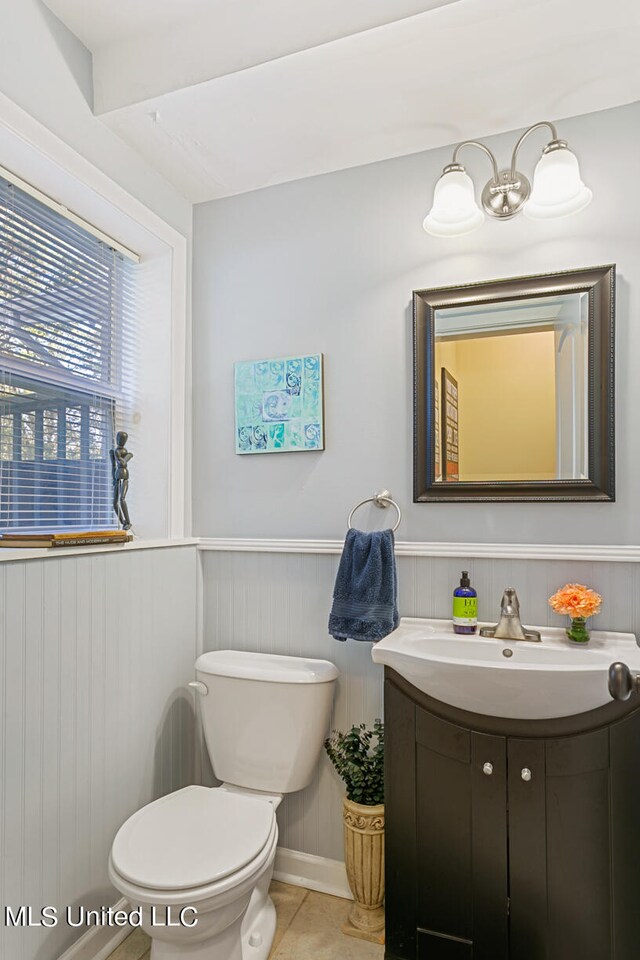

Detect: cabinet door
[470,733,510,959]
[610,709,640,959]
[415,708,508,959]
[507,739,548,960]
[545,730,611,960]
[508,731,612,960]
[385,677,417,960]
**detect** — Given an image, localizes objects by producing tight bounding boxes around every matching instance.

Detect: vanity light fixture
[423,121,592,238]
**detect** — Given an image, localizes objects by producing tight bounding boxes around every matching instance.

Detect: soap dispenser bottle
[453,571,478,635]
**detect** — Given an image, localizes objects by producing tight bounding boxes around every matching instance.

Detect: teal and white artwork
[234,354,324,454]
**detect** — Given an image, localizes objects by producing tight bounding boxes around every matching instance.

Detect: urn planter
[342,797,385,943]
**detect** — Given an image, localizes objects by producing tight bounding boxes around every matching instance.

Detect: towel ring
[347,490,402,533]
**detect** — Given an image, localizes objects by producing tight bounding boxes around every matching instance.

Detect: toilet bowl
[109,785,279,960]
[108,650,338,960]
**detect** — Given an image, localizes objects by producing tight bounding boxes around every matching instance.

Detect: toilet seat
[110,786,276,893]
[108,819,278,913]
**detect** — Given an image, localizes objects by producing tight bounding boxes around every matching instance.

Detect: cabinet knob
[483,762,493,776]
[521,767,532,782]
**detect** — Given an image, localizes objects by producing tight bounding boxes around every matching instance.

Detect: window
[0,176,136,531]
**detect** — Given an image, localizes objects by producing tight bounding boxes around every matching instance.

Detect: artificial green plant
[324,719,384,806]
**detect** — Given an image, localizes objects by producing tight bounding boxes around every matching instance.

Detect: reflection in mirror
[413,265,615,502]
[434,292,589,483]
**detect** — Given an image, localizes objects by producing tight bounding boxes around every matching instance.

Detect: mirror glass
[434,292,589,483]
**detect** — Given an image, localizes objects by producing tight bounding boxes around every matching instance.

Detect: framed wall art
[234,353,324,454]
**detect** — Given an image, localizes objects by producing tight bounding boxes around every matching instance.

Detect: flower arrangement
[548,583,602,643]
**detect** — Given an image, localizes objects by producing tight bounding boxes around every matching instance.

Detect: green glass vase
[566,616,590,643]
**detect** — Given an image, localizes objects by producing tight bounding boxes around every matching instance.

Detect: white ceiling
[44,0,640,204]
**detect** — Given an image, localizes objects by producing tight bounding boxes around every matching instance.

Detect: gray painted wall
[193,100,640,862]
[201,548,640,860]
[0,546,198,960]
[0,0,191,236]
[193,100,640,545]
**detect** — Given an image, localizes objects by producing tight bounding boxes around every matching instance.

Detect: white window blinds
[0,175,137,532]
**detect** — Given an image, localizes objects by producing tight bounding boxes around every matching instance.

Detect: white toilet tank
[194,650,338,794]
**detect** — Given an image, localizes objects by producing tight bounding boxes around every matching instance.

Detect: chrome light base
[481,169,531,220]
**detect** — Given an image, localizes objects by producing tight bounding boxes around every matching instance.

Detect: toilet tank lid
[196,650,338,683]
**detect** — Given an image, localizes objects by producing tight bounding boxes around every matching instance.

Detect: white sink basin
[371,617,640,720]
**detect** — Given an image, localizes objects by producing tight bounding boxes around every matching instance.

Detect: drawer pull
[483,762,494,776]
[521,767,532,782]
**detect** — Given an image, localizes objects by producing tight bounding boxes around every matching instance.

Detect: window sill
[0,537,199,563]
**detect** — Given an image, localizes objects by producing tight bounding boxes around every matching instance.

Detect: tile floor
[106,881,385,960]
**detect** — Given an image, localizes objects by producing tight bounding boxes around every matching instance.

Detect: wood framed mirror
[413,265,615,502]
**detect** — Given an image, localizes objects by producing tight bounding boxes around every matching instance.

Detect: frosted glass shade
[423,169,484,237]
[524,147,592,220]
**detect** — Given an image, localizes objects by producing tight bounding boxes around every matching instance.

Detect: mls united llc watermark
[4,905,198,928]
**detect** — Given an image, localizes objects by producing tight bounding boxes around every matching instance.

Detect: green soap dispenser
[453,571,478,635]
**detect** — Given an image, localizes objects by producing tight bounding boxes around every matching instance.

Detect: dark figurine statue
[110,431,133,530]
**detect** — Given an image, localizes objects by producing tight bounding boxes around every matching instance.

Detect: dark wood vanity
[384,668,640,960]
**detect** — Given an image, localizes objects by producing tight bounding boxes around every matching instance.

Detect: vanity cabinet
[385,669,640,960]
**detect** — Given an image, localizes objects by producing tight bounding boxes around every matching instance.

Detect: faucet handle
[501,587,520,616]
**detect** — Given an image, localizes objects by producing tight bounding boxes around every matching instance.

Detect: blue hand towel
[328,528,399,642]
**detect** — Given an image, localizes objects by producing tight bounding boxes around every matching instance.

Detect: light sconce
[423,121,592,238]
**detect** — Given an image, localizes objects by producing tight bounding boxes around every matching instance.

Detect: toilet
[108,650,338,960]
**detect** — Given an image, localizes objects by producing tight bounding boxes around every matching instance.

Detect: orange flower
[548,583,602,619]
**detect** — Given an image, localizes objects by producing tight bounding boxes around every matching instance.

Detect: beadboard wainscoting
[0,545,198,960]
[201,546,640,861]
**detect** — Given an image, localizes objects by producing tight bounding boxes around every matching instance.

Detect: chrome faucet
[479,588,542,642]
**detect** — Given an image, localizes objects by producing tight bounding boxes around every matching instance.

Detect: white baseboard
[56,899,131,960]
[273,847,352,901]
